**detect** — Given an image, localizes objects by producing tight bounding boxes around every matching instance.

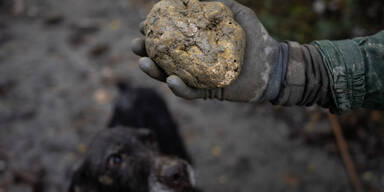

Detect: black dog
[69,83,196,192]
[108,83,191,163]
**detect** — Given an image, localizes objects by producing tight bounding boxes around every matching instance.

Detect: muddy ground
[0,0,383,192]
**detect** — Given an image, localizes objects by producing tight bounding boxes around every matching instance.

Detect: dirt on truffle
[144,0,245,89]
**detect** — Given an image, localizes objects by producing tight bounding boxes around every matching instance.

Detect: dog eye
[108,154,122,167]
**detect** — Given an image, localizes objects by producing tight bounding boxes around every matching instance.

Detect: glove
[131,0,331,107]
[131,0,283,102]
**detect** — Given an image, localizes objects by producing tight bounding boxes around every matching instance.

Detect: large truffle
[144,0,246,89]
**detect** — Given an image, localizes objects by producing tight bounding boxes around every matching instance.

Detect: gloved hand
[131,0,285,102]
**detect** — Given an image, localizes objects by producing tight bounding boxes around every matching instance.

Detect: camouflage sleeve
[313,31,384,113]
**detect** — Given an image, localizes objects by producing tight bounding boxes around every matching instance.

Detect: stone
[143,0,246,89]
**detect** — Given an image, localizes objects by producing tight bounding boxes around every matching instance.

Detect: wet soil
[0,0,383,192]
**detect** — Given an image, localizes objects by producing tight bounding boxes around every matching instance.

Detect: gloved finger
[131,37,147,57]
[166,75,206,100]
[139,21,145,35]
[139,57,167,82]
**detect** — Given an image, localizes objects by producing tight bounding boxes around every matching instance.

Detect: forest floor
[0,0,383,191]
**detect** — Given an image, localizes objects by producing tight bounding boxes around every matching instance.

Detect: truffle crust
[144,0,246,88]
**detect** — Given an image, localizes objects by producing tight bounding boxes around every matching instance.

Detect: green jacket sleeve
[312,31,384,113]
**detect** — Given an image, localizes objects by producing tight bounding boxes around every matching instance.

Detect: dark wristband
[272,42,331,107]
[264,42,289,101]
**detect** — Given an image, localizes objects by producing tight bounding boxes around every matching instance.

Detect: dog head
[69,127,195,192]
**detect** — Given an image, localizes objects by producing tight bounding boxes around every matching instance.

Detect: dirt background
[0,0,383,192]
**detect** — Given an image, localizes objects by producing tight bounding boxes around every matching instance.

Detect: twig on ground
[328,112,364,192]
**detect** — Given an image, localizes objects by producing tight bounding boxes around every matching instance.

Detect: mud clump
[144,0,246,89]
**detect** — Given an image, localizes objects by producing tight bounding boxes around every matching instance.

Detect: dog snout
[156,157,193,189]
[162,161,187,183]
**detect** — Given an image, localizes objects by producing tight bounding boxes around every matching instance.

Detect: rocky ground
[0,0,383,192]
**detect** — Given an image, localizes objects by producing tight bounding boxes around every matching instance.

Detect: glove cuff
[263,42,289,101]
[272,41,332,107]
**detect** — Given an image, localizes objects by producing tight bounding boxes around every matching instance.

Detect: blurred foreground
[0,0,383,191]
